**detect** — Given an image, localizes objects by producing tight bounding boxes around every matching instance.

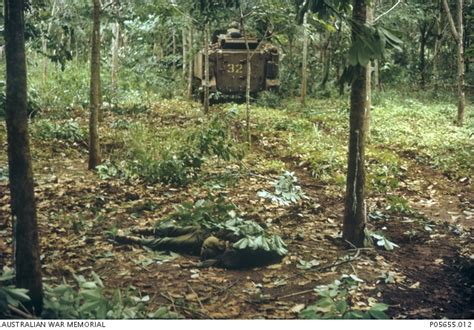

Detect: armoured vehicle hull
[193,28,279,99]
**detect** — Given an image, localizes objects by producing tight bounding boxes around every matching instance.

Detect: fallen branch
[314,248,361,272]
[160,292,210,319]
[202,280,239,302]
[277,289,315,300]
[187,283,206,312]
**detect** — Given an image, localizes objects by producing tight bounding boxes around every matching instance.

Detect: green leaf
[368,310,389,319]
[348,45,359,66]
[343,311,365,319]
[335,300,348,314]
[91,272,104,288]
[4,287,31,303]
[298,308,320,319]
[370,303,389,312]
[314,297,336,313]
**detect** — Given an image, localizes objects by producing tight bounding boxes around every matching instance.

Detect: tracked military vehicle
[193,23,279,100]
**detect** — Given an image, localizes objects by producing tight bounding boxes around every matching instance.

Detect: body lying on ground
[114,220,288,269]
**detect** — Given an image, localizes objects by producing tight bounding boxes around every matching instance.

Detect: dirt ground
[0,105,472,319]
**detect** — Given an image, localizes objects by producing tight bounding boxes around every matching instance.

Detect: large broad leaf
[343,311,365,319]
[370,303,389,312]
[298,308,319,319]
[368,310,389,319]
[335,300,348,314]
[0,268,15,282]
[378,27,403,52]
[3,287,31,305]
[314,297,336,313]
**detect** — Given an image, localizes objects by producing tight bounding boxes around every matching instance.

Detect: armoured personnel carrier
[193,23,279,100]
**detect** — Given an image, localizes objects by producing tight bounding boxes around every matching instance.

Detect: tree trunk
[374,59,380,92]
[335,23,344,96]
[111,21,120,104]
[42,0,58,83]
[365,6,373,134]
[4,0,43,315]
[455,0,465,126]
[288,38,294,96]
[187,27,194,100]
[89,0,102,169]
[419,24,427,88]
[203,22,210,114]
[320,31,332,91]
[301,13,308,105]
[182,26,187,78]
[433,15,442,88]
[42,35,48,83]
[442,0,465,126]
[172,30,177,73]
[343,0,368,248]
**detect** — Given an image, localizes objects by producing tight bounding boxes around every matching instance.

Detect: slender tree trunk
[288,38,294,96]
[182,26,187,78]
[4,0,43,315]
[111,21,120,104]
[172,30,177,73]
[89,0,102,169]
[343,0,368,248]
[187,27,194,100]
[245,53,251,146]
[301,13,308,104]
[419,25,427,88]
[42,1,57,83]
[442,0,465,126]
[374,59,380,92]
[42,35,48,82]
[240,11,252,146]
[455,0,465,125]
[433,15,442,88]
[335,23,345,96]
[203,22,210,114]
[320,31,332,90]
[365,6,373,134]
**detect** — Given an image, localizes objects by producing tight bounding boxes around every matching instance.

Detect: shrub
[258,171,307,206]
[256,91,282,108]
[299,274,390,319]
[42,272,179,319]
[32,119,86,144]
[0,80,41,118]
[2,267,178,319]
[0,267,31,318]
[117,115,239,185]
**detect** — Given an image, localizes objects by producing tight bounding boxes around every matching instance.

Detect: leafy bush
[258,171,307,206]
[365,230,399,251]
[32,119,86,143]
[118,115,239,185]
[0,268,178,319]
[29,61,90,111]
[0,80,41,118]
[42,272,179,319]
[299,274,390,319]
[272,118,312,133]
[372,96,473,178]
[386,195,411,213]
[256,91,282,108]
[0,267,31,318]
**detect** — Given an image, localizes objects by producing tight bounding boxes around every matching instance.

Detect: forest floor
[0,95,473,319]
